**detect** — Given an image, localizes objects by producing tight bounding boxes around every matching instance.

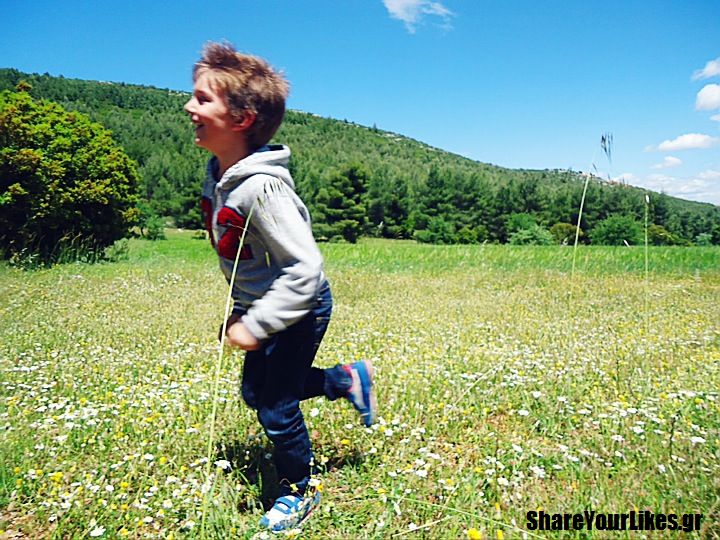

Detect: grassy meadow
[1,232,719,539]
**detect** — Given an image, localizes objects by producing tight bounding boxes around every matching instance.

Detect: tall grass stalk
[570,171,591,280]
[568,134,613,387]
[572,133,612,279]
[200,201,257,534]
[644,193,650,338]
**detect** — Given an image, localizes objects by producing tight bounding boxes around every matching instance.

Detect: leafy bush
[414,216,457,244]
[550,222,582,245]
[457,225,481,244]
[145,215,166,241]
[648,224,685,246]
[589,215,643,245]
[0,87,140,264]
[508,224,554,245]
[695,232,713,246]
[105,238,130,262]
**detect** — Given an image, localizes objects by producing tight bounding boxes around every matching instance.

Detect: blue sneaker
[343,360,377,427]
[259,491,320,532]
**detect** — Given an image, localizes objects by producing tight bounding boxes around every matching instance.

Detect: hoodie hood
[209,144,294,191]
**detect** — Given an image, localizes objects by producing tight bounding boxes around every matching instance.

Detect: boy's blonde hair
[193,42,289,150]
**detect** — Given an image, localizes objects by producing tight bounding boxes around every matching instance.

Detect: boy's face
[184,73,238,155]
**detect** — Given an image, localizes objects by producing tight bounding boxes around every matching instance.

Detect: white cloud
[695,84,720,110]
[644,173,675,191]
[698,169,720,180]
[383,0,454,33]
[651,156,682,169]
[647,133,720,152]
[692,57,720,81]
[711,114,720,122]
[646,174,671,181]
[612,172,720,205]
[674,178,718,202]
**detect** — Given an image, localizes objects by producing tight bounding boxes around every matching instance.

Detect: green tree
[367,175,409,238]
[310,163,367,243]
[506,212,537,234]
[3,69,719,246]
[0,88,139,263]
[589,215,643,245]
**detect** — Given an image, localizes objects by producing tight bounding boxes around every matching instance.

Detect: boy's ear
[232,111,257,132]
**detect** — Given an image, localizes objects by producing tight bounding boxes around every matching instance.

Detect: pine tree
[310,163,367,243]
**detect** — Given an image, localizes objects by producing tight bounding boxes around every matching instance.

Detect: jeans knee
[258,402,302,440]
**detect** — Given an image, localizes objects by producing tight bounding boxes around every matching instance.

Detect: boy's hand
[218,312,241,342]
[226,321,261,351]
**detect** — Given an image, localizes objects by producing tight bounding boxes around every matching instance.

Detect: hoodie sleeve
[240,176,323,340]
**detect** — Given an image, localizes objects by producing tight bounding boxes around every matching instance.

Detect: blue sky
[3,0,720,205]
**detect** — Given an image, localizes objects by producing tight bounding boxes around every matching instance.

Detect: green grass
[1,232,719,539]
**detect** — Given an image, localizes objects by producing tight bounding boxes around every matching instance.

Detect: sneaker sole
[266,492,321,534]
[361,360,378,427]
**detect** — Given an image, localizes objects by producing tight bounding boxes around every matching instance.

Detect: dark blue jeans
[240,280,351,496]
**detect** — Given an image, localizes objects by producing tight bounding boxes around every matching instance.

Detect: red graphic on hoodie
[200,197,215,247]
[216,207,253,261]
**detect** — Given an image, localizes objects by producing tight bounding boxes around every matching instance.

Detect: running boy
[184,42,377,532]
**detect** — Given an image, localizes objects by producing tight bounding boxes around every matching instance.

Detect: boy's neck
[215,141,252,179]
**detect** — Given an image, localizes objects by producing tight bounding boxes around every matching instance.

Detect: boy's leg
[302,366,352,400]
[298,280,354,401]
[301,363,377,427]
[253,314,317,496]
[297,281,377,426]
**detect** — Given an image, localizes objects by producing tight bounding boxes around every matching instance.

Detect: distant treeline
[2,68,719,245]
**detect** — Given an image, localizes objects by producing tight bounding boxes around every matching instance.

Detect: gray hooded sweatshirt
[201,144,325,341]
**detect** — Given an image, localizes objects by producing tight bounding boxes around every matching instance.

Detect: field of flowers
[1,232,719,539]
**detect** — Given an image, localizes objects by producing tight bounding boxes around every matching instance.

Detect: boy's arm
[240,177,323,341]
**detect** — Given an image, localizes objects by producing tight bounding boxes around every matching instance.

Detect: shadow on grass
[215,437,366,511]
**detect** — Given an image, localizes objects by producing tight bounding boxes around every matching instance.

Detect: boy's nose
[183,98,195,114]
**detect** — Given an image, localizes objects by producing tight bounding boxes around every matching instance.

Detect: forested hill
[2,68,719,245]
